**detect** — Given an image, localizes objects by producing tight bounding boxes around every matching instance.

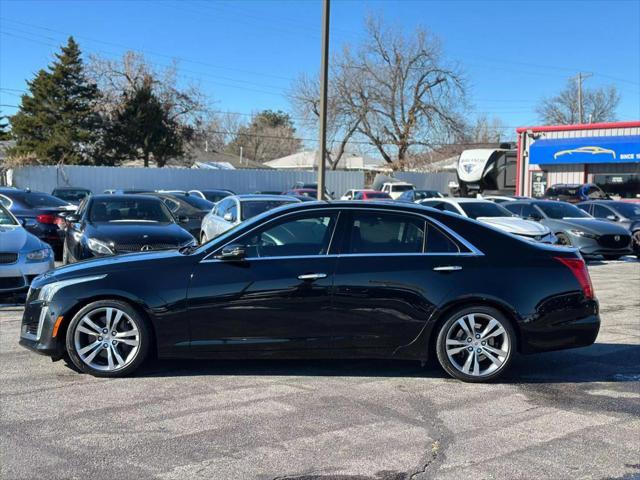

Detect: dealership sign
[530,135,640,165]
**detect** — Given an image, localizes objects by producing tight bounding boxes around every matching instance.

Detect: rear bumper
[520,312,600,354]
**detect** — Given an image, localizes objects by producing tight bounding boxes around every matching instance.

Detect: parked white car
[0,204,55,296]
[340,189,368,200]
[199,194,301,243]
[419,197,556,243]
[380,182,415,200]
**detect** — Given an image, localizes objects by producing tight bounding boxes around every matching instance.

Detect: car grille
[25,323,39,336]
[113,243,178,253]
[0,276,26,290]
[598,234,631,249]
[0,253,18,264]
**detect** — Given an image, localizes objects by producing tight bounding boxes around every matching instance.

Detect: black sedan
[20,201,599,382]
[61,194,195,264]
[140,192,214,239]
[0,187,75,255]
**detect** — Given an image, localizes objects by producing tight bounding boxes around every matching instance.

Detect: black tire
[603,255,622,261]
[65,300,151,378]
[556,233,571,246]
[436,306,516,383]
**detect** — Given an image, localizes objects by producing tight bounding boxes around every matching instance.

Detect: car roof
[90,194,163,201]
[232,194,300,201]
[424,197,490,204]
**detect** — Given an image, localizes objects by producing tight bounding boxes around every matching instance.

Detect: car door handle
[297,273,328,281]
[433,266,462,272]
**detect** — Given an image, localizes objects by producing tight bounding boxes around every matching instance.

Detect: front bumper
[19,291,65,358]
[569,234,633,257]
[0,258,54,294]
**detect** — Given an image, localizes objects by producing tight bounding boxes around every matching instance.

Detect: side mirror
[216,243,246,261]
[606,214,618,221]
[223,212,235,222]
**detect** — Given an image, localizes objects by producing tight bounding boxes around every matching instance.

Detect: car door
[187,210,341,353]
[330,208,479,354]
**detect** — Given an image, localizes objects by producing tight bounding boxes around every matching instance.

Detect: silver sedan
[0,204,55,296]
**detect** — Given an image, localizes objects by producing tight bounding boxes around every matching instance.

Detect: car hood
[0,225,45,252]
[552,217,631,235]
[476,216,550,235]
[85,222,194,244]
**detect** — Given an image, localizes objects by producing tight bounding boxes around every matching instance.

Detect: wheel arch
[426,296,524,359]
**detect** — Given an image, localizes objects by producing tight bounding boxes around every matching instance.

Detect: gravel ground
[0,259,638,480]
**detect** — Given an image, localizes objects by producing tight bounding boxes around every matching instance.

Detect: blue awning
[530,135,640,165]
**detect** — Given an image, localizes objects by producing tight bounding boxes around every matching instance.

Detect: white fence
[8,166,365,197]
[6,165,457,196]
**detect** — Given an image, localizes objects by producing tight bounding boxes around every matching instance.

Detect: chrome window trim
[200,206,483,263]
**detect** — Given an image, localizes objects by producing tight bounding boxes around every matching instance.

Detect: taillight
[36,214,57,224]
[554,257,594,299]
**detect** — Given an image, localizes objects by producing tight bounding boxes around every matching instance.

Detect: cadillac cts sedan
[19,201,600,382]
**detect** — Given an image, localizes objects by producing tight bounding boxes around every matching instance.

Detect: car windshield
[391,185,414,192]
[536,202,591,219]
[241,200,297,220]
[53,189,90,202]
[174,194,214,210]
[458,202,514,219]
[0,205,18,226]
[20,192,70,208]
[612,202,640,218]
[89,198,174,223]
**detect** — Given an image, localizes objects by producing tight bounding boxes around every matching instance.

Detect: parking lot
[0,259,637,480]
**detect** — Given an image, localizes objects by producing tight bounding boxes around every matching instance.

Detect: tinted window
[52,189,90,202]
[425,222,459,253]
[0,205,18,225]
[414,191,440,200]
[240,200,296,221]
[202,191,231,203]
[161,197,181,213]
[612,203,640,218]
[593,204,613,219]
[577,204,591,214]
[242,214,337,258]
[535,202,591,219]
[89,198,173,223]
[19,192,69,208]
[0,195,11,208]
[365,192,391,199]
[520,204,538,218]
[347,212,424,254]
[458,202,513,219]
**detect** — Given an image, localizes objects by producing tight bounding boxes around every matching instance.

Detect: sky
[1,0,639,144]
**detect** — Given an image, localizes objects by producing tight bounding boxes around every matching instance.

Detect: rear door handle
[433,266,462,272]
[297,273,328,281]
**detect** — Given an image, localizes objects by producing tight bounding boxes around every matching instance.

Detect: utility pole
[573,72,593,124]
[317,0,330,201]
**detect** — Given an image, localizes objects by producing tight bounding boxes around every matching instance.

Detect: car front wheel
[65,300,150,377]
[436,306,515,382]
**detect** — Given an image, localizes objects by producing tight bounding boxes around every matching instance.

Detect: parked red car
[353,190,392,200]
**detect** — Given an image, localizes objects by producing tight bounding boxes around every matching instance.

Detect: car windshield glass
[89,198,173,223]
[175,194,214,210]
[21,192,69,208]
[536,202,591,219]
[0,205,18,225]
[241,200,297,220]
[53,189,90,202]
[391,185,414,192]
[612,202,640,218]
[202,191,231,202]
[458,202,513,219]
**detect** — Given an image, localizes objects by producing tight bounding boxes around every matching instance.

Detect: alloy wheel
[444,312,511,378]
[73,307,140,372]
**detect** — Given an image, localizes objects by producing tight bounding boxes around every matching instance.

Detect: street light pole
[574,72,592,124]
[317,0,330,201]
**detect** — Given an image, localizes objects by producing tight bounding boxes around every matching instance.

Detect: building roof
[189,150,271,169]
[265,150,386,171]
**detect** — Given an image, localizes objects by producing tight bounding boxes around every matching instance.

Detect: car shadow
[130,342,640,385]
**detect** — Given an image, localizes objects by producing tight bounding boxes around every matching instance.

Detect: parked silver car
[199,194,301,243]
[0,204,55,296]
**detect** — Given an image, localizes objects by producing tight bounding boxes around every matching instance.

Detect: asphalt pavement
[1,259,638,480]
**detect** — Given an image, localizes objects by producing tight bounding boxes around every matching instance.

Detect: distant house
[188,149,272,170]
[265,150,386,171]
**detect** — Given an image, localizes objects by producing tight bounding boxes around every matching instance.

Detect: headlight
[569,230,597,239]
[26,248,52,261]
[38,275,107,303]
[87,237,114,255]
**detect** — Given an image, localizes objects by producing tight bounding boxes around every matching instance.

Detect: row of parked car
[1,180,639,297]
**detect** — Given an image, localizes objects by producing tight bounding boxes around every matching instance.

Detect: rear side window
[346,211,424,254]
[425,222,460,253]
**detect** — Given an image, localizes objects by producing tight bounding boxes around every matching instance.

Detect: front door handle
[433,265,462,272]
[297,273,328,281]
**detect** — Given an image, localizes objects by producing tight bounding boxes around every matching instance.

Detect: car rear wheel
[65,300,150,377]
[436,306,515,382]
[556,233,571,246]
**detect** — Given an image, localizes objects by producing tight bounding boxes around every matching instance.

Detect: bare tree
[290,72,361,170]
[536,79,620,125]
[336,16,467,169]
[467,115,505,143]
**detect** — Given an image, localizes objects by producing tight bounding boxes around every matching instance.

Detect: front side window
[593,204,613,219]
[346,212,424,254]
[241,213,338,258]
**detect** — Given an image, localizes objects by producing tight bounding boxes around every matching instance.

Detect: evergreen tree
[108,76,182,167]
[9,37,101,164]
[0,115,11,141]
